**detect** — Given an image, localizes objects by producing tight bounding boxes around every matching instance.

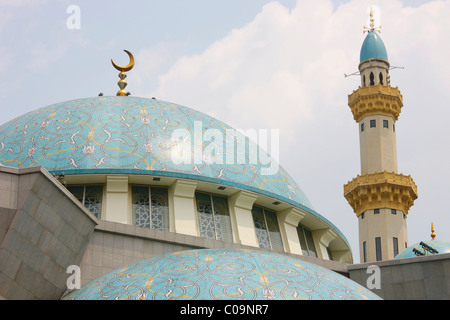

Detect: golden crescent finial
[111,50,135,72]
[111,50,134,96]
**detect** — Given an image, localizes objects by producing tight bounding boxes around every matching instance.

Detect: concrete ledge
[348,252,450,270]
[77,220,351,286]
[348,253,450,300]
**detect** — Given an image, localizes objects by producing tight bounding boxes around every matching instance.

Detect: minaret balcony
[348,84,403,122]
[343,171,418,217]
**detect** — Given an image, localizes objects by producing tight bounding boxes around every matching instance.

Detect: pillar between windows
[277,207,306,255]
[105,175,129,224]
[314,228,337,260]
[170,179,198,237]
[229,190,259,247]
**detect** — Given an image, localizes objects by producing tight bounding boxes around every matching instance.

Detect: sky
[0,0,448,263]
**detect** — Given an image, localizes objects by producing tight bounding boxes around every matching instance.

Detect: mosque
[0,9,449,301]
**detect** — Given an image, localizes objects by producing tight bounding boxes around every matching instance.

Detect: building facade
[1,9,448,301]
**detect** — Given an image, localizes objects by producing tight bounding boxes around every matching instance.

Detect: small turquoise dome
[63,249,381,300]
[394,240,450,259]
[360,30,388,62]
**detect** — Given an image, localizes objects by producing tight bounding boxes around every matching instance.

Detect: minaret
[344,8,418,262]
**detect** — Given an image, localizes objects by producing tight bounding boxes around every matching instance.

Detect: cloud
[0,0,48,32]
[141,0,368,139]
[28,42,69,72]
[138,0,450,170]
[0,0,47,6]
[132,0,450,261]
[133,41,187,97]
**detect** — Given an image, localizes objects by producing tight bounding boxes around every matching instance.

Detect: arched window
[370,72,375,86]
[363,74,366,87]
[379,72,384,85]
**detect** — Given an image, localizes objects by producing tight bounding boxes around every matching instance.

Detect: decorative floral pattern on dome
[27,147,37,158]
[82,144,95,155]
[63,249,381,300]
[0,96,313,209]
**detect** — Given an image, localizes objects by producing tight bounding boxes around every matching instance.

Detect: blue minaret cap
[360,30,388,63]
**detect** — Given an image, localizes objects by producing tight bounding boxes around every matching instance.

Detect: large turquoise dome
[394,240,450,259]
[0,96,313,209]
[63,249,381,300]
[360,30,388,62]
